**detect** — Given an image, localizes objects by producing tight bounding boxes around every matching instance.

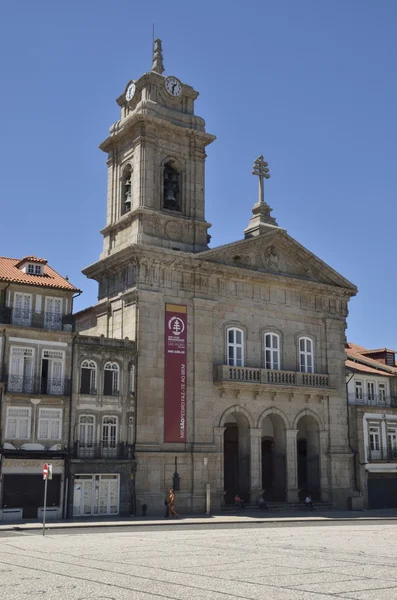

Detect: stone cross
[252,155,270,205]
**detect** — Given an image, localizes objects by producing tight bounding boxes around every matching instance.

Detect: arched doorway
[296,415,320,501]
[223,413,250,504]
[261,414,286,501]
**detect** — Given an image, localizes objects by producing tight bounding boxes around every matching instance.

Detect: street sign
[43,463,48,480]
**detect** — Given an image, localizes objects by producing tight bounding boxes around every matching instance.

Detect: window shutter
[19,418,29,439]
[6,417,17,438]
[39,419,49,439]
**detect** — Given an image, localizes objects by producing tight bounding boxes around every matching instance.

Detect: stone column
[319,430,330,501]
[250,428,263,501]
[285,429,299,502]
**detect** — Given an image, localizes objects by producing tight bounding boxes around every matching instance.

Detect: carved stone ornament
[165,220,183,241]
[262,245,280,271]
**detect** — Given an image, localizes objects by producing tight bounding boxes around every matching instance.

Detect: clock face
[125,82,136,102]
[165,76,182,97]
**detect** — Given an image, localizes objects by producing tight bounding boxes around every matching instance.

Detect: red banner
[164,304,187,443]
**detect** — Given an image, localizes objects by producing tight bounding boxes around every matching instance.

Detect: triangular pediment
[196,229,357,292]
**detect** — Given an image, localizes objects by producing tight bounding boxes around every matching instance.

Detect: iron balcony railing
[6,375,71,396]
[214,365,331,388]
[367,445,397,462]
[348,393,397,407]
[73,442,135,460]
[0,307,75,331]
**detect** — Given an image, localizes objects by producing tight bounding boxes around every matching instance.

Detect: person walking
[169,488,179,519]
[305,494,313,511]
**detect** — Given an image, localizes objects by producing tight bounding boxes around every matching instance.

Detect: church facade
[76,40,358,513]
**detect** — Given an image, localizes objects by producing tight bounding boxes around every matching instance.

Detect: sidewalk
[2,509,397,532]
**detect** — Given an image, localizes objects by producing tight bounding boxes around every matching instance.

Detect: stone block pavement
[1,512,397,599]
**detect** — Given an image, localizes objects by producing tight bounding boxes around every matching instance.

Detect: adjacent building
[346,343,397,509]
[0,255,79,521]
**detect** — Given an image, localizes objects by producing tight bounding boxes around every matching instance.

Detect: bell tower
[99,40,216,257]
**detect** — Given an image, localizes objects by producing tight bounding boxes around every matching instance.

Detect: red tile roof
[15,256,48,267]
[345,359,393,376]
[345,342,397,374]
[0,256,81,293]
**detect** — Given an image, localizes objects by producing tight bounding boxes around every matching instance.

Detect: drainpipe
[64,332,77,519]
[346,370,359,492]
[71,291,82,315]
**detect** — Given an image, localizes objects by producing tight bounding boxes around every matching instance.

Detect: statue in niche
[124,175,132,213]
[263,245,279,271]
[163,163,181,211]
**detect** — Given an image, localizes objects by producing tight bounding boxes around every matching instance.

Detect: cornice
[100,110,216,153]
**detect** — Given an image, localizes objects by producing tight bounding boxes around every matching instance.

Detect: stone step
[222,501,334,513]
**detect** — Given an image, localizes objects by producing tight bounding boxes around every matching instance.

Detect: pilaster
[250,427,263,499]
[285,428,299,502]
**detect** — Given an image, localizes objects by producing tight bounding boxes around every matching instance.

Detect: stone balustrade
[214,365,331,389]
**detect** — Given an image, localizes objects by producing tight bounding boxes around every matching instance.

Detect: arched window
[121,164,132,215]
[299,337,314,373]
[102,416,117,450]
[163,162,181,211]
[264,333,280,370]
[227,327,244,367]
[103,362,119,396]
[80,360,97,395]
[79,415,95,448]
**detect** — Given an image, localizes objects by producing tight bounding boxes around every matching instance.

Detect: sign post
[42,463,52,536]
[42,463,48,536]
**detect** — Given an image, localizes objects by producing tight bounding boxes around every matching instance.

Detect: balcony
[367,446,397,462]
[0,307,75,331]
[348,393,397,408]
[72,442,135,460]
[6,375,71,396]
[214,365,331,390]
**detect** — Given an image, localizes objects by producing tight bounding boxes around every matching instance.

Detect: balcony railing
[73,442,135,460]
[0,307,75,331]
[214,365,331,389]
[6,375,71,396]
[367,446,397,462]
[348,393,397,407]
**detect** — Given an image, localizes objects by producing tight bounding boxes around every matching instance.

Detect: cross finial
[151,38,165,74]
[252,155,270,204]
[244,155,278,238]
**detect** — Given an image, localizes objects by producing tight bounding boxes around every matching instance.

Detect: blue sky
[1,1,396,348]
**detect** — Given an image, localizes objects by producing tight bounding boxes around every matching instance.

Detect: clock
[125,82,136,102]
[165,76,182,97]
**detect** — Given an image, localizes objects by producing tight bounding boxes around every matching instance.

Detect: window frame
[298,336,314,374]
[101,415,118,448]
[103,362,120,395]
[264,332,280,370]
[80,360,98,395]
[79,414,95,447]
[5,406,31,440]
[226,327,244,367]
[355,380,363,401]
[37,407,63,441]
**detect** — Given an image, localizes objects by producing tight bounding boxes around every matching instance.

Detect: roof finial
[244,155,279,238]
[151,38,165,75]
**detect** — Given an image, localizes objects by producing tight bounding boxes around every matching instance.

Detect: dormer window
[27,264,43,275]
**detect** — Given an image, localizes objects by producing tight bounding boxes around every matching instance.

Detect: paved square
[1,522,397,599]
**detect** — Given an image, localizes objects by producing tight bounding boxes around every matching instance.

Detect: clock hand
[172,83,177,93]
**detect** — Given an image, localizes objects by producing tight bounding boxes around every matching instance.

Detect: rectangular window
[13,293,32,326]
[355,380,363,401]
[299,337,314,373]
[8,347,34,393]
[264,333,280,370]
[129,365,135,394]
[34,265,42,274]
[6,407,31,439]
[27,264,35,274]
[367,381,375,402]
[38,408,62,440]
[227,328,244,367]
[44,297,62,330]
[378,383,387,404]
[369,425,381,460]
